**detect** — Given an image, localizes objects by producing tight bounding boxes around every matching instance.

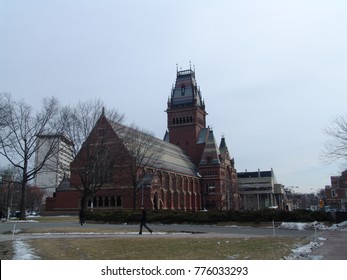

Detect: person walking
[139,206,152,234]
[79,209,85,226]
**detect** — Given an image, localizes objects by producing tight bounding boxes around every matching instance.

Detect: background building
[324,170,347,211]
[34,134,73,197]
[237,169,284,210]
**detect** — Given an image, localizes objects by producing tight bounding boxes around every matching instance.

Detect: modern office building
[34,134,73,197]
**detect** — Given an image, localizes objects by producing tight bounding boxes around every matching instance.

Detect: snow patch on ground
[282,220,347,260]
[12,240,40,260]
[278,221,329,230]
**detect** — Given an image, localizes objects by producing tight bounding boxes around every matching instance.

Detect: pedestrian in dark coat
[79,209,85,226]
[139,206,152,234]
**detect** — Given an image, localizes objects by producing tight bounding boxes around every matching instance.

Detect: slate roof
[199,129,221,165]
[110,121,198,177]
[170,69,204,108]
[196,128,209,144]
[219,137,231,161]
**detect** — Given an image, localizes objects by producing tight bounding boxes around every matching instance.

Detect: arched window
[104,196,109,207]
[98,196,103,207]
[110,195,116,207]
[153,192,158,210]
[117,196,122,207]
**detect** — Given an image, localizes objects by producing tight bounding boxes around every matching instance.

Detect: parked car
[27,211,39,216]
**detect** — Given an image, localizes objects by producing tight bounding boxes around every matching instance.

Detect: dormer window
[181,85,185,96]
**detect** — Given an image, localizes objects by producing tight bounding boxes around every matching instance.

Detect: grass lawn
[1,217,309,260]
[26,235,305,260]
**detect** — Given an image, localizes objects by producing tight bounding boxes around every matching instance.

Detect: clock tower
[165,68,207,165]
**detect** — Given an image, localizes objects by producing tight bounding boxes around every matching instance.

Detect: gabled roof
[199,129,221,165]
[56,176,74,191]
[110,121,198,177]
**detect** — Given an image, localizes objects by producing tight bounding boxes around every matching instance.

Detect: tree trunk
[20,157,28,220]
[80,193,87,212]
[133,186,137,210]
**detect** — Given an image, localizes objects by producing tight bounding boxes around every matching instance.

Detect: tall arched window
[104,196,109,207]
[98,196,103,207]
[117,196,122,207]
[110,195,116,207]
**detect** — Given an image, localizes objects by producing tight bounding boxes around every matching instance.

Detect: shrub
[85,208,333,224]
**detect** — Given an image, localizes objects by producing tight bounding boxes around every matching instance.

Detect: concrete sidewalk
[309,229,347,260]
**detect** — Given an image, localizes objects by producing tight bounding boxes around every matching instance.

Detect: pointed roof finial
[176,63,178,73]
[189,60,192,70]
[102,106,105,116]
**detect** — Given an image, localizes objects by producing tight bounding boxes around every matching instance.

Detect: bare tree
[61,99,124,214]
[26,186,45,213]
[0,93,6,128]
[0,166,20,219]
[114,123,161,209]
[323,115,347,164]
[0,93,62,219]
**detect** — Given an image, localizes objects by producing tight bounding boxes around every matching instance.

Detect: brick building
[324,170,347,211]
[45,68,239,212]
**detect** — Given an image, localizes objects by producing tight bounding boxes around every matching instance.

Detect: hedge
[85,209,333,224]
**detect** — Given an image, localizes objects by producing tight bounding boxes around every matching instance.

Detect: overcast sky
[1,0,347,193]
